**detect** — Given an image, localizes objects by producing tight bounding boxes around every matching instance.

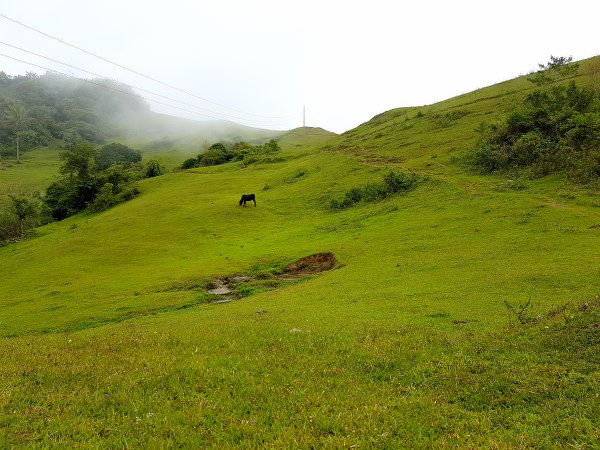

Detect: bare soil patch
[283,252,337,275]
[206,253,338,302]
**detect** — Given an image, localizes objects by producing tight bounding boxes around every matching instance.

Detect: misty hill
[0,71,286,158]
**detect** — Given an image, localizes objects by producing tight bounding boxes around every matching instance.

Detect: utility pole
[303,105,306,128]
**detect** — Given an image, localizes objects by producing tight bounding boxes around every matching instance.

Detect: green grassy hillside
[0,148,62,206]
[0,59,598,448]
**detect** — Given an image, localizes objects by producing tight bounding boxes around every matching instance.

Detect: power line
[0,52,292,129]
[0,11,296,121]
[0,41,290,126]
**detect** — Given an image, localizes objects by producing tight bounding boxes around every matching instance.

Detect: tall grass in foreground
[0,297,597,448]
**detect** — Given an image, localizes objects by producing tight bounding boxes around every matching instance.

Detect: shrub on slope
[470,81,600,184]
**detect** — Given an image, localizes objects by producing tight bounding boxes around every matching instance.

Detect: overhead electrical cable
[0,11,296,121]
[0,52,291,128]
[0,41,288,126]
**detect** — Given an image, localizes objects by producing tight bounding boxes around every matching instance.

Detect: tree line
[0,142,162,243]
[180,139,282,169]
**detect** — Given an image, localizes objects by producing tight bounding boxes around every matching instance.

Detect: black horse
[239,194,256,207]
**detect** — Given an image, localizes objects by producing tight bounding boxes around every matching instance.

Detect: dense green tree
[59,142,98,179]
[144,160,163,178]
[43,142,100,219]
[96,143,141,170]
[89,183,117,212]
[9,194,41,236]
[44,179,84,220]
[198,148,233,166]
[61,129,83,149]
[262,139,281,154]
[44,141,155,220]
[208,142,226,152]
[97,164,136,192]
[181,157,198,169]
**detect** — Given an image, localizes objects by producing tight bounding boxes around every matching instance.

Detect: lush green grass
[2,146,596,337]
[0,59,599,447]
[0,148,62,206]
[1,296,597,448]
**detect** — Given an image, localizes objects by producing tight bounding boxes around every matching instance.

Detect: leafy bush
[361,182,388,202]
[89,183,117,212]
[120,186,141,201]
[527,55,579,86]
[0,210,20,242]
[88,181,140,212]
[262,140,281,154]
[45,177,97,220]
[330,170,420,210]
[180,140,282,169]
[198,149,235,166]
[144,160,163,178]
[96,143,142,171]
[181,158,198,169]
[98,164,138,191]
[470,82,600,183]
[0,194,46,242]
[383,170,419,193]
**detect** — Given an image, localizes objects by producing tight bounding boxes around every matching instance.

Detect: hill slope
[0,58,598,447]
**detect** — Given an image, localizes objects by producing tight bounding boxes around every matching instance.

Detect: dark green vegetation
[329,169,421,210]
[180,139,282,169]
[96,142,142,171]
[527,55,580,86]
[0,142,160,241]
[44,142,161,220]
[0,56,598,448]
[471,81,600,183]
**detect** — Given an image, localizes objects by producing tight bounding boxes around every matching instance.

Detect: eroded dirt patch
[283,252,337,275]
[207,253,339,302]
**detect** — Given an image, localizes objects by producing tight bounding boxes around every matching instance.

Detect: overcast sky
[1,0,598,133]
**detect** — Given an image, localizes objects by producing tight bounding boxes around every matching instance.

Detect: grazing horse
[239,194,256,207]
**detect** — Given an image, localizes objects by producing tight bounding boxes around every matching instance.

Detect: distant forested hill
[0,72,149,154]
[0,72,283,159]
